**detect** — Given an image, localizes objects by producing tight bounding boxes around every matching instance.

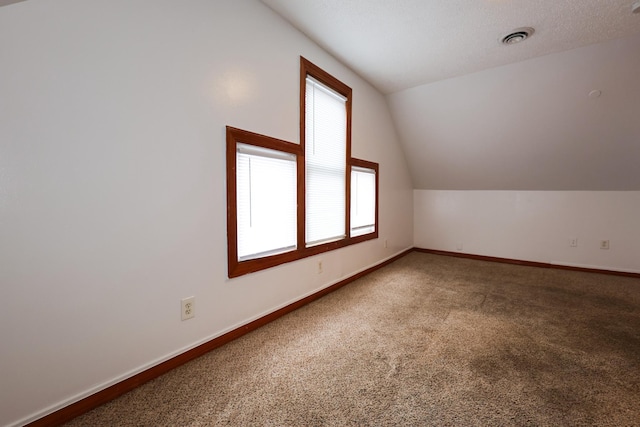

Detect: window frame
[226,127,303,277]
[349,159,379,242]
[302,61,350,249]
[226,57,378,278]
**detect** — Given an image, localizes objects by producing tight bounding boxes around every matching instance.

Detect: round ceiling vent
[500,27,535,45]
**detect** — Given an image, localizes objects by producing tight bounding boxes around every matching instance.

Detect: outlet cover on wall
[570,237,578,247]
[181,296,195,320]
[600,240,610,250]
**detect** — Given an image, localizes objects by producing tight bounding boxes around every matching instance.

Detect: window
[350,162,378,238]
[226,57,378,278]
[226,127,302,277]
[236,143,297,260]
[305,76,347,246]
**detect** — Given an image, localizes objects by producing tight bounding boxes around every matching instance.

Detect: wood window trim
[226,127,302,278]
[349,158,379,244]
[300,56,353,252]
[226,58,378,278]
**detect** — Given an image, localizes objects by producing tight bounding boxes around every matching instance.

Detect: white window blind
[305,76,347,247]
[236,143,297,261]
[350,166,376,237]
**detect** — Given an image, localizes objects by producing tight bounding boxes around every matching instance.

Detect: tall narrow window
[350,165,377,237]
[304,76,347,247]
[236,143,297,261]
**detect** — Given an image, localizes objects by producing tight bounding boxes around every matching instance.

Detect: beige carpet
[65,252,640,426]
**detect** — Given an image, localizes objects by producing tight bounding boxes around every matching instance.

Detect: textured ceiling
[262,0,640,191]
[388,33,640,190]
[261,0,640,94]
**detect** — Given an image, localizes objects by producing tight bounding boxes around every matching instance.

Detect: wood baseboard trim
[414,248,640,279]
[26,248,412,427]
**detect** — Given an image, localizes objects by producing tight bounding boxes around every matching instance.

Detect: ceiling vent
[500,27,535,45]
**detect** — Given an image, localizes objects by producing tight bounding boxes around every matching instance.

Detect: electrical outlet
[570,238,578,247]
[181,297,195,321]
[600,240,610,250]
[318,260,323,274]
[384,239,388,248]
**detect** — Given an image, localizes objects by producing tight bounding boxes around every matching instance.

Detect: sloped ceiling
[262,0,640,190]
[389,34,640,190]
[0,0,26,7]
[4,1,639,190]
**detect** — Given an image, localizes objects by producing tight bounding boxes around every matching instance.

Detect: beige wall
[0,1,413,425]
[415,190,640,273]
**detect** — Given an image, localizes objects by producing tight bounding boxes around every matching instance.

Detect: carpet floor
[64,252,640,426]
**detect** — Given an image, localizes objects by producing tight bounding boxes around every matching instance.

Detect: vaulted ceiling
[3,0,639,190]
[262,0,640,190]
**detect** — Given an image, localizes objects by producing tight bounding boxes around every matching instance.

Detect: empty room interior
[1,0,640,426]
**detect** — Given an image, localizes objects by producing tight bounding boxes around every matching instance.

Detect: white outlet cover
[181,296,195,321]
